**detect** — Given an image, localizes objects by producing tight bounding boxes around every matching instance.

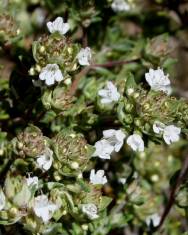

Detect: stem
[68,58,139,96]
[67,66,91,96]
[82,27,88,48]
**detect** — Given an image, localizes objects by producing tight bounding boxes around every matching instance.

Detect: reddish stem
[68,58,139,96]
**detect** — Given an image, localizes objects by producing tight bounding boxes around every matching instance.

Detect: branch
[82,27,88,48]
[67,66,91,96]
[67,58,139,96]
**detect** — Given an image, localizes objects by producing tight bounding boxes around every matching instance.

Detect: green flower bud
[124,114,134,124]
[134,118,143,127]
[53,172,62,182]
[52,129,93,176]
[9,207,19,218]
[39,45,45,53]
[125,102,134,113]
[75,183,102,206]
[176,186,188,208]
[32,35,80,73]
[136,89,188,129]
[12,125,47,158]
[51,87,75,112]
[29,67,35,76]
[41,89,52,110]
[0,14,19,43]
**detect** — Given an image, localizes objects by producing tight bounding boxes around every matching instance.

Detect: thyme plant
[0,0,188,234]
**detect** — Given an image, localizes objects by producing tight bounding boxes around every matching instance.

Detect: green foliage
[0,0,188,234]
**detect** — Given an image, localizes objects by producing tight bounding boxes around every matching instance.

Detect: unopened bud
[125,103,134,113]
[82,224,88,230]
[124,114,133,124]
[151,174,159,182]
[53,172,62,181]
[0,149,4,156]
[39,46,45,53]
[17,142,23,149]
[133,92,140,99]
[35,64,41,72]
[9,207,18,217]
[29,67,35,76]
[127,88,134,96]
[67,47,73,54]
[70,162,79,169]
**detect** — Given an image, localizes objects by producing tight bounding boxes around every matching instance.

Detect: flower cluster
[30,16,92,87]
[93,129,126,159]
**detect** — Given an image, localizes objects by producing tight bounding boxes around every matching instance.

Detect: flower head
[76,47,91,66]
[33,195,58,223]
[39,64,63,86]
[111,0,131,12]
[92,139,114,159]
[163,125,181,145]
[145,68,171,94]
[82,203,99,220]
[98,81,120,104]
[127,134,144,152]
[103,129,126,152]
[47,17,70,35]
[90,169,107,185]
[146,213,160,227]
[0,188,5,211]
[153,121,165,134]
[36,148,53,171]
[26,176,38,187]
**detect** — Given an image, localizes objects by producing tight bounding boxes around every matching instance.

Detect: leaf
[125,72,137,95]
[98,196,113,211]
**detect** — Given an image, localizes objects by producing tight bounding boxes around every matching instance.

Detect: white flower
[0,188,5,211]
[163,125,181,145]
[153,121,165,134]
[111,0,131,12]
[92,139,114,159]
[47,17,69,35]
[119,178,127,184]
[39,64,63,86]
[103,129,126,152]
[127,134,144,152]
[145,68,171,94]
[98,81,120,104]
[34,8,46,26]
[26,176,38,187]
[82,203,99,220]
[77,47,91,66]
[33,195,58,223]
[90,169,107,185]
[36,148,53,171]
[146,213,160,227]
